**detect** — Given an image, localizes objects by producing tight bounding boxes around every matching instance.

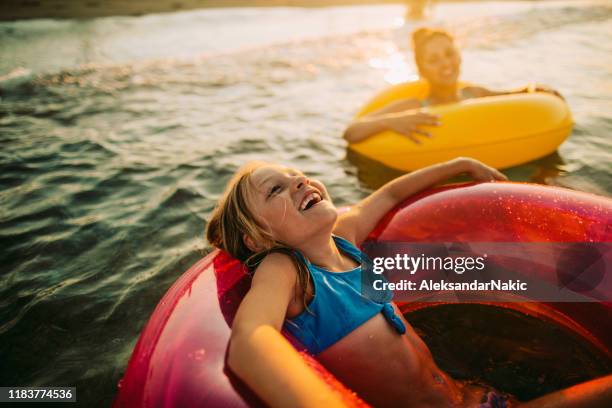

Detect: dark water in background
[0,1,611,406]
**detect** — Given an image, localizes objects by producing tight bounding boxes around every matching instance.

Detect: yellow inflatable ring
[350,81,573,171]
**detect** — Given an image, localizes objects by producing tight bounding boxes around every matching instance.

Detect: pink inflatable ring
[113,182,612,407]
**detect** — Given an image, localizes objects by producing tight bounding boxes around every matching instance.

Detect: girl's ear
[243,233,262,253]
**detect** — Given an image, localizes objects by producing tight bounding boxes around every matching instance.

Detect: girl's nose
[292,175,309,191]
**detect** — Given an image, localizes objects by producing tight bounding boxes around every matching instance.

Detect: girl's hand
[381,111,441,144]
[527,83,565,101]
[454,157,508,182]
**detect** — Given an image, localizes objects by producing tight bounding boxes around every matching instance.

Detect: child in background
[344,28,563,144]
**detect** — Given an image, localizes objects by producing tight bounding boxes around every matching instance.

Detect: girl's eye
[268,185,282,198]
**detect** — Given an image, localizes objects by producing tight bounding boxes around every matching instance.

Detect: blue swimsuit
[283,235,406,355]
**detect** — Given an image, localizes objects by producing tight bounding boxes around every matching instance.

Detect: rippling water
[1,1,611,406]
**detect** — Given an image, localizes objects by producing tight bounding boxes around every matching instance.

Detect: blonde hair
[206,161,312,309]
[412,27,455,71]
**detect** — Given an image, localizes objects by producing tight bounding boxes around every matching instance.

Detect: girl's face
[246,164,337,249]
[418,35,461,87]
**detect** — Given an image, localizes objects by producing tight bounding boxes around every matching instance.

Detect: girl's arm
[343,110,440,144]
[335,157,507,245]
[228,253,346,408]
[365,98,422,116]
[464,84,564,100]
[344,98,436,144]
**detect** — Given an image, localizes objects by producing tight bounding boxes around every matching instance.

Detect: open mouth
[299,191,322,211]
[441,68,454,77]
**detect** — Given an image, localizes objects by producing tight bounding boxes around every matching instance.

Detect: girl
[344,28,563,144]
[206,157,611,407]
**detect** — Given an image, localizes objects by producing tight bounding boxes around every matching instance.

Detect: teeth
[299,194,309,211]
[300,192,321,211]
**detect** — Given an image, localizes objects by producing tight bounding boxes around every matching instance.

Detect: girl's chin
[435,76,458,86]
[303,205,338,225]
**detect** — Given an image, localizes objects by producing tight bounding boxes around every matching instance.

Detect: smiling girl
[343,28,563,144]
[206,157,611,408]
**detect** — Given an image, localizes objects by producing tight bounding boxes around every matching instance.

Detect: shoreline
[4,1,400,21]
[0,0,582,21]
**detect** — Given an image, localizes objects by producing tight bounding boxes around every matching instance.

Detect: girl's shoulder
[249,250,300,288]
[252,248,299,273]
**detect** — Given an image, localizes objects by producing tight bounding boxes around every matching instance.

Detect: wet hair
[412,27,455,72]
[206,161,313,310]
